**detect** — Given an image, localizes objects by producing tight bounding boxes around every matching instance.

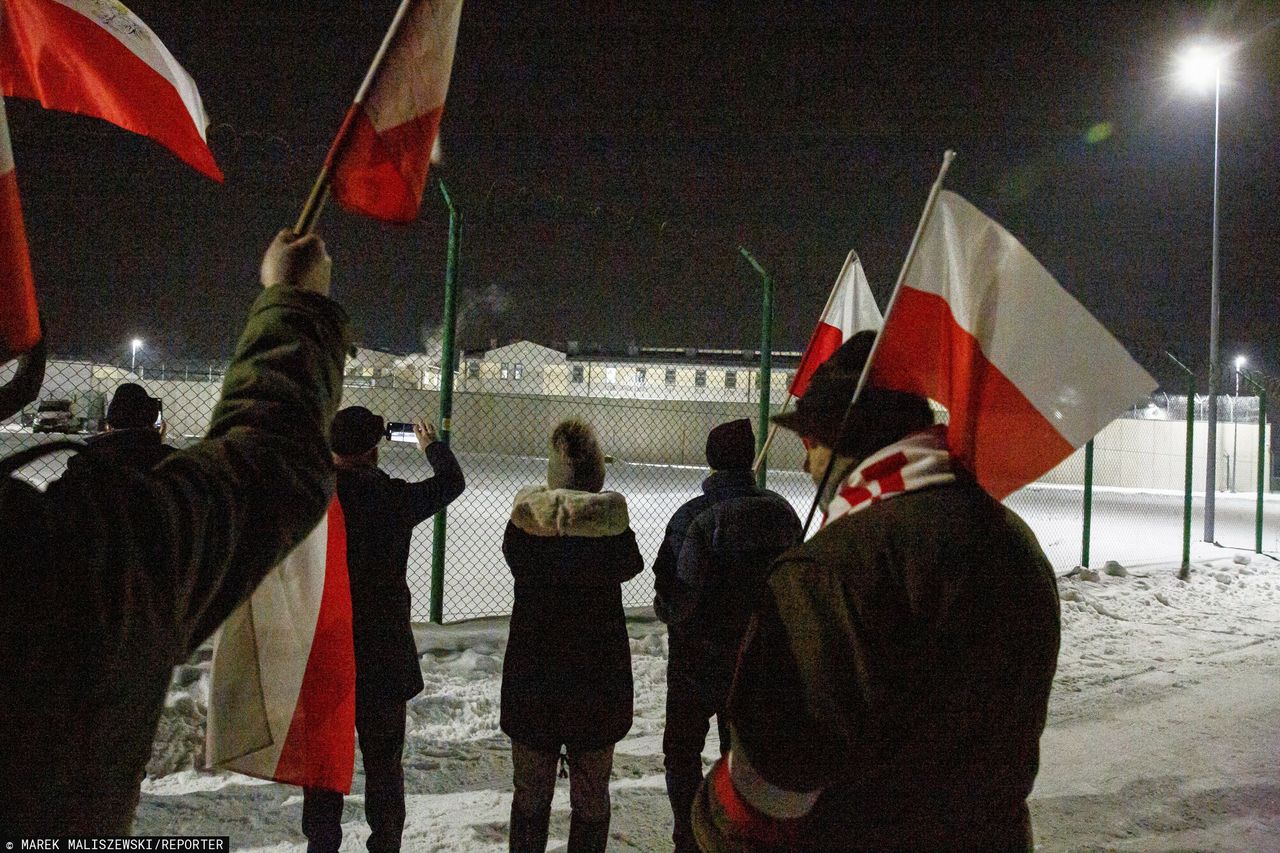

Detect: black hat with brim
[331,406,385,456]
[774,330,934,454]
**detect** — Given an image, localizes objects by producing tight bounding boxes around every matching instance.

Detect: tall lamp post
[131,338,143,375]
[1177,43,1226,540]
[1233,354,1246,492]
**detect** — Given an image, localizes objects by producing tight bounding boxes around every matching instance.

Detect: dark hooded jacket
[0,287,350,834]
[499,486,644,752]
[693,478,1060,852]
[653,469,801,707]
[68,428,176,474]
[337,441,464,702]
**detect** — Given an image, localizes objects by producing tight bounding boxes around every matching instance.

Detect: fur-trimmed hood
[510,485,630,537]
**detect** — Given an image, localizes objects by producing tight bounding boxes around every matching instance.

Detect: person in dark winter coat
[653,418,801,853]
[66,382,175,474]
[500,418,643,853]
[693,331,1061,852]
[0,228,350,834]
[302,407,465,853]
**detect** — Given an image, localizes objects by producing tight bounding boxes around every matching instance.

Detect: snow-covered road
[132,544,1280,851]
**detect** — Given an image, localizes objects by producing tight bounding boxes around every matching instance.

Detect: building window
[634,368,646,386]
[514,362,524,380]
[500,362,511,380]
[665,368,677,386]
[467,360,479,378]
[605,367,618,384]
[694,369,707,388]
[571,365,585,384]
[724,370,737,389]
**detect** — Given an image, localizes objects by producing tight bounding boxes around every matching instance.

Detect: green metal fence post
[1168,352,1195,579]
[1258,389,1266,554]
[738,246,773,488]
[1081,439,1094,568]
[1240,371,1267,555]
[430,181,461,624]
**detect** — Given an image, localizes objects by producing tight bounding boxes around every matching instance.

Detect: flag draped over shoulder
[0,93,38,361]
[871,190,1157,499]
[0,0,222,180]
[328,0,462,222]
[789,251,882,399]
[206,498,356,792]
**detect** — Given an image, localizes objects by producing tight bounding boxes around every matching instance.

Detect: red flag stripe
[274,497,357,792]
[0,0,221,180]
[872,285,1075,499]
[788,321,842,399]
[331,105,443,223]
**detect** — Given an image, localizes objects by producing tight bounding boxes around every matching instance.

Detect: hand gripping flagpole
[294,0,417,235]
[801,150,957,536]
[752,249,860,475]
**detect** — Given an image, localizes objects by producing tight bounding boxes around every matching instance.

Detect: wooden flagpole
[294,0,416,235]
[802,150,956,535]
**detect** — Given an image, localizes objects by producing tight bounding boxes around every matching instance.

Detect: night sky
[7,1,1279,387]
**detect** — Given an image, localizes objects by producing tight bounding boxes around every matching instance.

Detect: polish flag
[206,498,356,792]
[0,94,38,361]
[789,251,882,399]
[871,190,1156,499]
[0,0,222,180]
[328,0,462,222]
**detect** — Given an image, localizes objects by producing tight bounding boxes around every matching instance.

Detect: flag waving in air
[0,93,38,362]
[327,0,463,222]
[206,498,356,791]
[0,0,222,180]
[790,250,882,399]
[870,190,1157,499]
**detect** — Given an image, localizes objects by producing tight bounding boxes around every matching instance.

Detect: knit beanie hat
[107,382,161,430]
[773,330,934,457]
[705,418,755,471]
[546,418,606,492]
[331,406,385,456]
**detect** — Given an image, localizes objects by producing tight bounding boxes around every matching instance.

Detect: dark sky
[8,1,1279,387]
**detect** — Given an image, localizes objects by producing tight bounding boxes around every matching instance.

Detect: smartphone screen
[386,421,416,443]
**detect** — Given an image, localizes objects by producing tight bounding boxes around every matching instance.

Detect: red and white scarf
[823,425,956,527]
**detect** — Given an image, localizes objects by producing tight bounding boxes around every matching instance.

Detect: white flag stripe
[828,252,883,333]
[906,191,1155,447]
[366,0,463,133]
[0,98,13,174]
[51,0,212,139]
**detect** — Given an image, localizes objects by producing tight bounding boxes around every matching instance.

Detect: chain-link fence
[3,350,1274,621]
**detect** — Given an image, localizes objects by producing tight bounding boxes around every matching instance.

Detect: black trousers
[664,667,731,853]
[303,698,407,853]
[509,739,614,853]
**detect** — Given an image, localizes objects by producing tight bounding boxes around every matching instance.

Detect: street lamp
[1177,41,1227,538]
[131,338,143,375]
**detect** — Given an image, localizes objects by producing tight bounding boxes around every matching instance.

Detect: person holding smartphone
[302,406,466,853]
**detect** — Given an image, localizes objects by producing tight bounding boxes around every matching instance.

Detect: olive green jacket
[694,479,1060,851]
[0,288,350,833]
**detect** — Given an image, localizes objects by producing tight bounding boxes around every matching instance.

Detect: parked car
[33,399,79,434]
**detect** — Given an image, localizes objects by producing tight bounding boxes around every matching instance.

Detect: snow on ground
[132,544,1280,851]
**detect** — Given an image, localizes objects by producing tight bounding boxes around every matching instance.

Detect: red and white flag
[0,93,38,361]
[328,0,462,222]
[0,0,222,180]
[789,251,882,399]
[206,498,356,791]
[871,190,1156,499]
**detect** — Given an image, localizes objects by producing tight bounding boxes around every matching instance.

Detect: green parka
[0,287,350,833]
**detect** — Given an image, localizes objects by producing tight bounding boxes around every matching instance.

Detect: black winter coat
[499,486,644,752]
[653,470,801,708]
[337,441,465,703]
[68,429,176,473]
